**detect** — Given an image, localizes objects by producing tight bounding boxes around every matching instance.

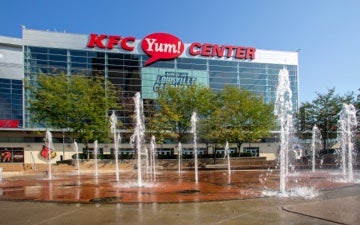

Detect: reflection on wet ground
[0,169,356,203]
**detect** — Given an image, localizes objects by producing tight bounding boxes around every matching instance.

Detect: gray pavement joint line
[31,207,83,225]
[209,207,265,225]
[281,206,349,225]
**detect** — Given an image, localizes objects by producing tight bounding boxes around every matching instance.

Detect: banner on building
[141,68,209,99]
[40,145,57,160]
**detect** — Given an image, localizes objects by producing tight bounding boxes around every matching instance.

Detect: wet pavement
[0,170,354,203]
[0,170,359,224]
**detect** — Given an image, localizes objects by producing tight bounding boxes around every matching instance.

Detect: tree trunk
[236,141,243,157]
[85,143,90,159]
[213,144,218,164]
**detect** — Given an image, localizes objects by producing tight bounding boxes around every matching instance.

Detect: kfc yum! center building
[0,28,298,166]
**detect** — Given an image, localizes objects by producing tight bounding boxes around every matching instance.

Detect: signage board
[87,32,256,66]
[0,120,20,128]
[141,68,209,99]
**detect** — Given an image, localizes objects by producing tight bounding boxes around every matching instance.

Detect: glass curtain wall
[24,46,142,128]
[0,78,23,126]
[24,46,298,129]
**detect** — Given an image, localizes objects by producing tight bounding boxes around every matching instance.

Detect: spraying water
[178,142,182,175]
[45,130,54,180]
[110,110,120,182]
[149,135,157,181]
[338,103,358,182]
[145,147,149,174]
[74,141,80,176]
[311,125,322,172]
[117,132,121,177]
[94,140,98,177]
[274,67,294,193]
[224,141,231,175]
[130,92,145,187]
[191,111,199,183]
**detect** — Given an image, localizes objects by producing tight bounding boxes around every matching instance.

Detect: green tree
[26,73,120,148]
[297,88,356,150]
[149,84,217,144]
[208,86,276,154]
[296,102,314,140]
[356,88,360,146]
[357,88,360,110]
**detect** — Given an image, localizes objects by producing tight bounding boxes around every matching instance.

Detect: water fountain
[110,110,120,182]
[311,125,322,172]
[191,111,199,183]
[94,140,98,177]
[178,142,182,175]
[74,140,80,176]
[338,103,358,182]
[149,135,156,180]
[0,87,358,205]
[45,130,54,180]
[274,67,294,193]
[130,92,145,187]
[224,141,231,175]
[145,147,149,174]
[116,132,121,180]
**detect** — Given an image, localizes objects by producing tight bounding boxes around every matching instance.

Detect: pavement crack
[281,206,349,225]
[32,207,83,225]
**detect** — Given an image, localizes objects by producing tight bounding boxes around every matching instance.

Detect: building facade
[0,28,298,164]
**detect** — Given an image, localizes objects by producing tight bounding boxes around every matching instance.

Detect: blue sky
[1,0,359,103]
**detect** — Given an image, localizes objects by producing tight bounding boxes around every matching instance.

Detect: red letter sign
[87,34,107,48]
[141,33,184,66]
[0,120,20,128]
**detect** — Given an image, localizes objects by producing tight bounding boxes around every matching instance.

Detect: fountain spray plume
[130,92,145,187]
[94,140,98,177]
[338,103,357,182]
[224,141,231,175]
[110,110,120,182]
[191,111,199,183]
[45,130,54,180]
[145,147,149,174]
[178,142,182,175]
[73,141,80,176]
[150,135,157,181]
[274,67,294,193]
[311,125,322,172]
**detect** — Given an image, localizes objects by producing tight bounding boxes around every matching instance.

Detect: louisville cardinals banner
[40,145,56,160]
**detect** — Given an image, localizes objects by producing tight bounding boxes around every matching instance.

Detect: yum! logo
[141,33,184,66]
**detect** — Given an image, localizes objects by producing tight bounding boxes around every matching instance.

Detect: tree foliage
[26,73,120,145]
[148,84,217,143]
[297,88,357,149]
[208,86,276,151]
[150,85,276,152]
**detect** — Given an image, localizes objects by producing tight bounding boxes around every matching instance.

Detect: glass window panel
[144,55,174,68]
[30,52,48,61]
[70,50,87,57]
[29,47,47,54]
[0,78,10,84]
[49,49,67,56]
[209,60,237,72]
[177,58,207,70]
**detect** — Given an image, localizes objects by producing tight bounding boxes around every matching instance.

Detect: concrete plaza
[0,183,359,225]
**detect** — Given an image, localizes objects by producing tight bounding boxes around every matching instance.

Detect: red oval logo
[141,33,184,66]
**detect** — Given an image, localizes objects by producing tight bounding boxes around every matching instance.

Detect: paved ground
[0,184,359,225]
[0,170,353,204]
